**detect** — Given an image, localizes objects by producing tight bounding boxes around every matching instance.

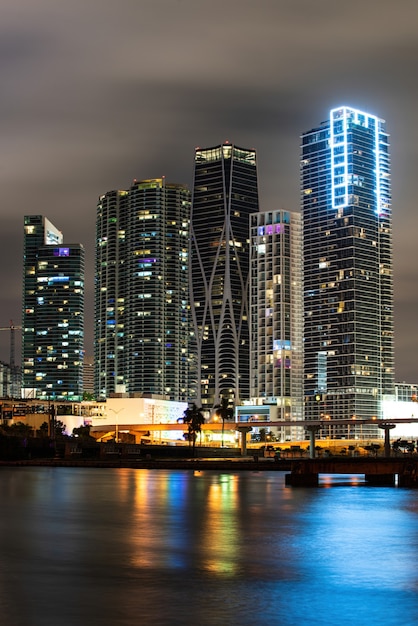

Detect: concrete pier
[285,457,418,487]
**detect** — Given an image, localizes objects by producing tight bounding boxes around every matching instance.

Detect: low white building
[89,396,188,442]
[383,383,418,439]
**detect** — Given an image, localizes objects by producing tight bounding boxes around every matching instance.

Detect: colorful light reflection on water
[0,467,417,626]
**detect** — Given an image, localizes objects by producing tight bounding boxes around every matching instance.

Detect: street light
[108,407,124,442]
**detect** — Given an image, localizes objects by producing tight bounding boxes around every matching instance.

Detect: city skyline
[1,0,418,383]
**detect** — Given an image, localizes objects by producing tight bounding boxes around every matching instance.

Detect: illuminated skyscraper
[95,178,191,400]
[249,209,304,438]
[302,107,394,435]
[22,216,84,400]
[190,143,259,408]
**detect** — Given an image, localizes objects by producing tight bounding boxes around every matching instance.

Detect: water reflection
[0,467,418,626]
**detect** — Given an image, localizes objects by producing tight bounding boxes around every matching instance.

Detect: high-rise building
[249,210,304,438]
[95,178,191,401]
[190,143,259,408]
[82,355,95,397]
[95,189,128,397]
[0,361,12,398]
[22,216,84,400]
[302,107,394,436]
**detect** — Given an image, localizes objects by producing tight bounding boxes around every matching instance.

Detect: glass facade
[249,210,303,438]
[302,107,394,436]
[95,190,129,398]
[190,143,259,407]
[95,179,192,401]
[23,216,84,400]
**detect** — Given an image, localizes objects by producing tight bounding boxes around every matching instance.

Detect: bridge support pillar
[398,474,418,487]
[378,423,396,456]
[305,425,321,459]
[285,472,319,487]
[236,426,253,456]
[398,463,418,487]
[365,473,395,485]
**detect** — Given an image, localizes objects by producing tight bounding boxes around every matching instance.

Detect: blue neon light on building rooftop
[330,106,388,215]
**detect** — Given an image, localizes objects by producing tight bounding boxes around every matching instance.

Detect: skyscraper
[95,189,128,397]
[249,209,304,437]
[95,178,191,401]
[22,216,84,400]
[190,143,259,408]
[302,107,394,435]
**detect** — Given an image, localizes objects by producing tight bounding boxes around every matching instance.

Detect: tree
[183,403,205,457]
[37,422,49,438]
[72,424,95,441]
[54,419,67,440]
[259,428,267,443]
[8,422,34,438]
[213,397,234,447]
[392,439,414,455]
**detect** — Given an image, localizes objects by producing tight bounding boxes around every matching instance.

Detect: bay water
[0,467,417,626]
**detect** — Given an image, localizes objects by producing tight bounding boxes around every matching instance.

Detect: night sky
[1,0,418,383]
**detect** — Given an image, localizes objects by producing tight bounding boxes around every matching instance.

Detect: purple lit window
[53,248,70,257]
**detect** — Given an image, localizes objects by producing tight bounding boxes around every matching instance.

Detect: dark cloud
[1,0,418,382]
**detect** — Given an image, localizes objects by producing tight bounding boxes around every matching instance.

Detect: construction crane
[0,321,22,397]
[0,320,22,369]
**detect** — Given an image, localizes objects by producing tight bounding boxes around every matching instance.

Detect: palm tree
[213,397,234,448]
[183,403,205,457]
